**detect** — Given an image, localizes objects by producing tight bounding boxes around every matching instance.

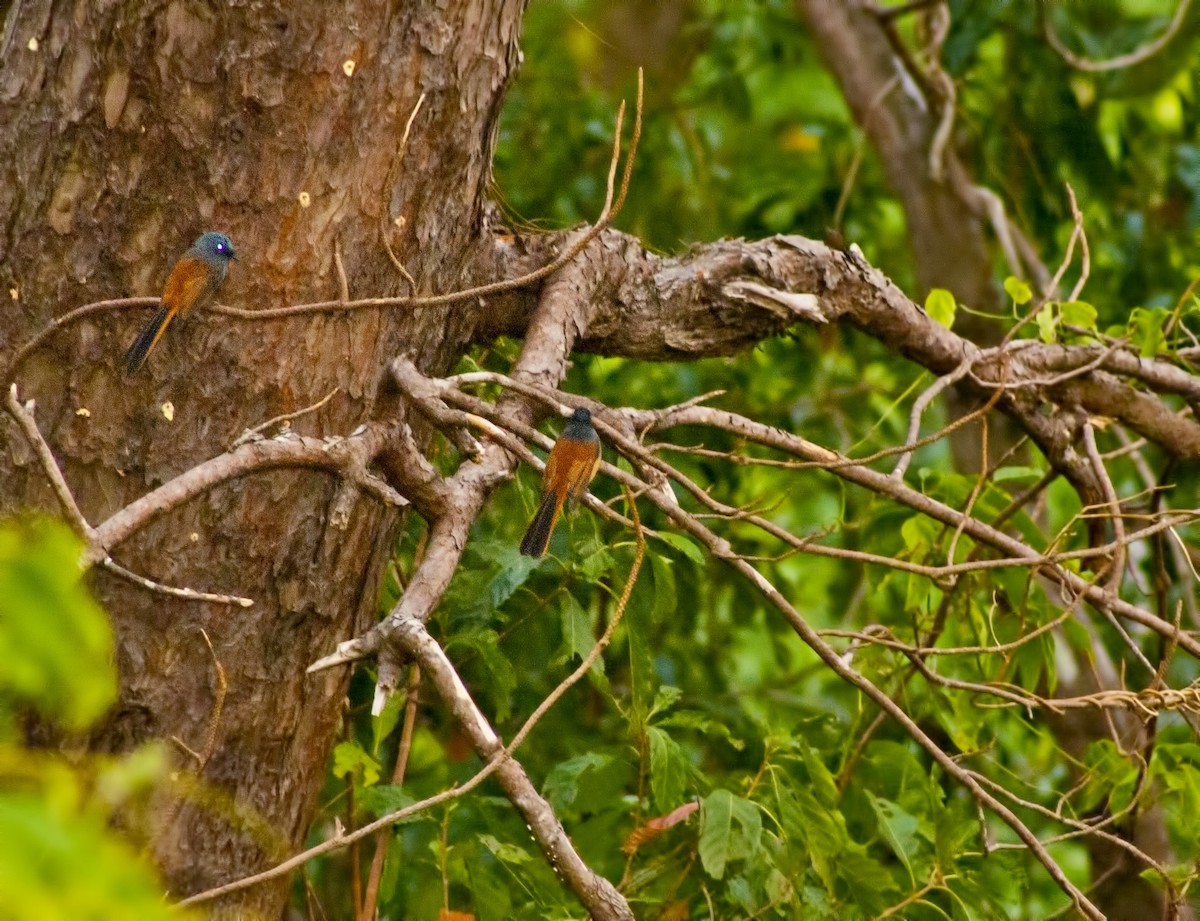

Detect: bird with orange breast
[520,407,602,557]
[124,231,237,375]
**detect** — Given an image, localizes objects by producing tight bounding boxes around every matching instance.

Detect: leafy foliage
[308,1,1200,918]
[0,519,189,921]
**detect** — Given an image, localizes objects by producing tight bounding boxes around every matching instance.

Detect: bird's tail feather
[124,305,173,375]
[520,491,563,557]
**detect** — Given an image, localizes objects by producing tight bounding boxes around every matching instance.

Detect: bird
[124,231,238,375]
[520,406,602,558]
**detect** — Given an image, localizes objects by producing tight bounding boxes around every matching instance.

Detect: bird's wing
[542,443,561,495]
[161,257,218,315]
[568,441,602,498]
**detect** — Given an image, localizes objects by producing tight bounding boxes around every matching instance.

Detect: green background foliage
[304,2,1200,919]
[12,0,1200,916]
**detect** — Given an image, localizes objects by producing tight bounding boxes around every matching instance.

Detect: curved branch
[1043,0,1194,72]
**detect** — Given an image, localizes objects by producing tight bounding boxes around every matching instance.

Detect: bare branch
[179,753,506,908]
[230,387,340,448]
[87,423,400,567]
[5,384,93,538]
[100,557,253,608]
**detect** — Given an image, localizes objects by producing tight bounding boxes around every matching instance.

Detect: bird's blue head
[563,406,598,442]
[190,231,238,265]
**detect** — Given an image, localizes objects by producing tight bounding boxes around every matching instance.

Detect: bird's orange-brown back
[161,256,219,316]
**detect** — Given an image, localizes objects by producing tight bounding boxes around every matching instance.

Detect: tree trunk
[1,0,524,915]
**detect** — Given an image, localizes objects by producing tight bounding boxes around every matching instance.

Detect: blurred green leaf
[1004,276,1033,306]
[867,791,922,885]
[543,752,613,811]
[699,788,762,880]
[372,690,406,757]
[0,793,192,921]
[1130,305,1171,356]
[1060,299,1099,331]
[1036,304,1057,343]
[555,591,595,666]
[649,726,694,810]
[656,531,706,565]
[332,739,381,787]
[924,288,957,329]
[0,519,116,730]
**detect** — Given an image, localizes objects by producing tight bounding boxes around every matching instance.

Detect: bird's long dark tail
[124,305,173,375]
[520,491,564,557]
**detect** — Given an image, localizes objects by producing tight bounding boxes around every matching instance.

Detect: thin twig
[231,387,340,448]
[5,383,92,538]
[212,71,643,324]
[334,237,351,303]
[178,754,506,907]
[2,297,158,385]
[381,92,426,290]
[359,666,421,921]
[101,557,254,607]
[893,359,972,479]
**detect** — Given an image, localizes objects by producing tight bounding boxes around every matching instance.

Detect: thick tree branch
[484,231,1200,463]
[87,423,402,566]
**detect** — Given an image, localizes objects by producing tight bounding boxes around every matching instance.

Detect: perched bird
[520,407,602,558]
[124,231,237,375]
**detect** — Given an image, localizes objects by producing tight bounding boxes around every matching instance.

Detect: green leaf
[577,544,616,582]
[659,709,744,751]
[650,552,677,621]
[799,740,840,809]
[765,867,794,905]
[838,845,900,911]
[924,288,957,329]
[728,875,754,910]
[372,690,406,756]
[0,519,116,730]
[992,465,1043,482]
[1035,304,1057,343]
[699,789,734,879]
[543,752,613,810]
[649,685,683,720]
[0,792,193,921]
[698,789,762,880]
[445,627,516,723]
[555,592,595,666]
[358,784,422,820]
[656,531,705,566]
[479,834,534,865]
[649,726,691,810]
[1129,306,1171,357]
[867,791,922,885]
[900,515,938,556]
[1059,300,1098,331]
[1004,276,1032,305]
[487,541,538,608]
[332,739,381,787]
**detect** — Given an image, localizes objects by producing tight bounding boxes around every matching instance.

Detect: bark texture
[1,0,524,915]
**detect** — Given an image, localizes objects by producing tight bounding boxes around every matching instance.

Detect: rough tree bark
[1,0,525,915]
